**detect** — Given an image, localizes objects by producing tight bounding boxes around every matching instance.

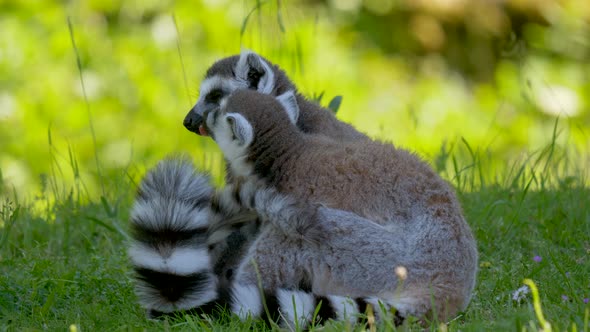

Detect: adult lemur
[130,51,476,324]
[183,50,367,142]
[199,89,477,322]
[129,157,403,327]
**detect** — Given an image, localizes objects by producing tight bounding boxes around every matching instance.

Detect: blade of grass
[276,0,285,33]
[328,95,343,114]
[86,216,129,241]
[0,167,3,194]
[240,0,268,42]
[172,14,192,108]
[67,16,104,197]
[461,137,485,189]
[523,279,552,332]
[48,125,65,200]
[0,201,19,250]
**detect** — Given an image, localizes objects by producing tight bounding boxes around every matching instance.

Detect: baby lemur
[203,90,478,322]
[129,157,403,328]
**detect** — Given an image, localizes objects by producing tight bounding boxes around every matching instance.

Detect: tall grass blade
[542,117,560,175]
[523,279,552,332]
[276,0,285,33]
[40,286,58,317]
[100,196,116,218]
[295,34,304,75]
[0,201,19,250]
[291,295,301,331]
[172,14,192,107]
[240,1,267,42]
[47,125,64,200]
[460,137,484,189]
[67,17,105,197]
[252,259,281,330]
[86,216,129,240]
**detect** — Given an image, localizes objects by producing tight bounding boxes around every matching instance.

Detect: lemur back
[204,90,478,323]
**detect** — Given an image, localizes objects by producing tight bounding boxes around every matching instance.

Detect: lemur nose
[183,111,203,133]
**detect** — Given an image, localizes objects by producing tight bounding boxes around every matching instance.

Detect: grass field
[1,2,589,330]
[1,135,588,332]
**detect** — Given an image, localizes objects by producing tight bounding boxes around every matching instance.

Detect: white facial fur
[206,90,299,178]
[198,76,243,102]
[198,51,276,111]
[205,106,254,178]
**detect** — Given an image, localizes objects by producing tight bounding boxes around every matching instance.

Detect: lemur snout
[183,111,203,134]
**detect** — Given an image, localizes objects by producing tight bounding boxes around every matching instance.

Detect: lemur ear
[235,50,275,94]
[276,91,299,125]
[226,113,253,146]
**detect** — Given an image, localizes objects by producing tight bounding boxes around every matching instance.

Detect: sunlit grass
[1,1,588,198]
[1,1,589,331]
[1,133,589,330]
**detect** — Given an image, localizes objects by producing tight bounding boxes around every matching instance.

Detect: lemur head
[184,51,297,136]
[202,89,299,174]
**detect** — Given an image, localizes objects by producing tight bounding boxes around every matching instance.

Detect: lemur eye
[206,89,223,103]
[226,116,235,126]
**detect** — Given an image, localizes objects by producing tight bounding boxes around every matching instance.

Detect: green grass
[1,139,588,332]
[2,1,589,330]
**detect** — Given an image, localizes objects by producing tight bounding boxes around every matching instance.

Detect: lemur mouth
[200,121,215,140]
[198,125,209,136]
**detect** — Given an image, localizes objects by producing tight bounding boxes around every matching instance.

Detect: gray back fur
[216,90,478,323]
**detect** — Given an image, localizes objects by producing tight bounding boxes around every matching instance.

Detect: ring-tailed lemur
[202,90,478,323]
[183,50,368,142]
[128,158,403,327]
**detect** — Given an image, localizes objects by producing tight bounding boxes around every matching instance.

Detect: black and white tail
[128,157,219,315]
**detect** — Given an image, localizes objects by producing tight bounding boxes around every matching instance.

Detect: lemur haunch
[203,90,478,322]
[184,50,368,142]
[129,158,402,327]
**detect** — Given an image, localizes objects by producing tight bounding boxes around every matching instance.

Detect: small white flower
[512,285,530,302]
[395,266,408,280]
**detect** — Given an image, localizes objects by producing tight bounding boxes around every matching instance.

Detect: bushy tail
[128,157,219,314]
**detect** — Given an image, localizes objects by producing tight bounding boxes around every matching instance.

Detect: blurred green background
[0,0,588,200]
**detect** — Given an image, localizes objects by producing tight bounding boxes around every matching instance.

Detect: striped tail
[128,157,219,315]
